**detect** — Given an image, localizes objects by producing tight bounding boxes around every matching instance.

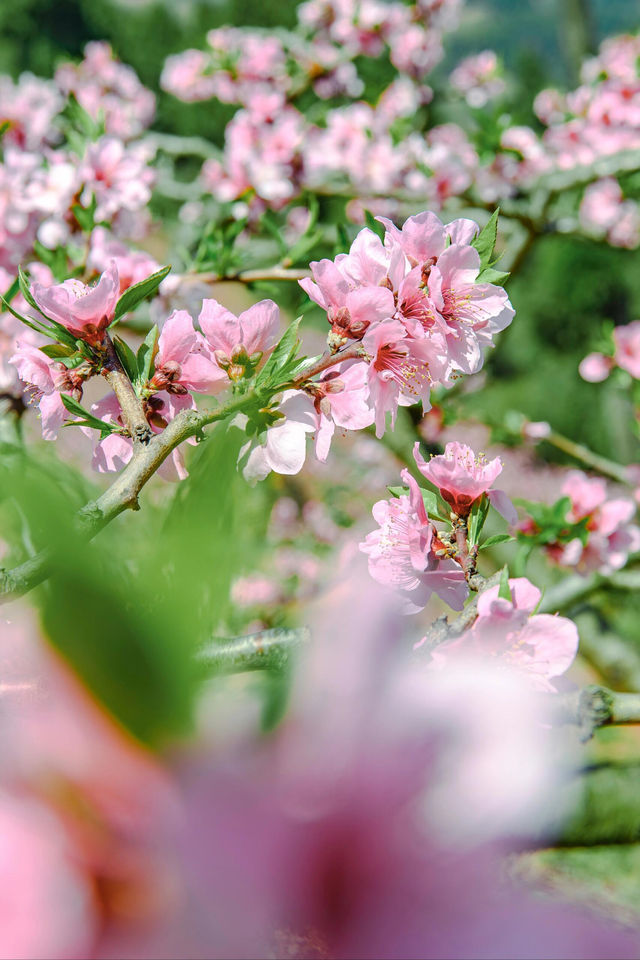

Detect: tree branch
[538,565,640,615]
[0,393,255,604]
[554,684,640,740]
[182,266,311,285]
[197,627,310,674]
[101,333,152,444]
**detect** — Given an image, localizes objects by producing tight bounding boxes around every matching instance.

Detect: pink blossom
[303,268,395,346]
[413,440,517,522]
[431,577,579,691]
[360,469,468,612]
[31,261,120,344]
[9,341,85,439]
[579,351,613,382]
[152,310,222,395]
[364,319,445,437]
[199,297,280,382]
[613,320,640,378]
[425,242,515,376]
[301,359,374,460]
[377,209,447,267]
[240,390,317,484]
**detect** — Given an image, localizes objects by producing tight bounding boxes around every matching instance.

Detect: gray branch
[197,627,310,674]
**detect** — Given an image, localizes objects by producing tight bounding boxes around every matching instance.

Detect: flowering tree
[0,2,640,956]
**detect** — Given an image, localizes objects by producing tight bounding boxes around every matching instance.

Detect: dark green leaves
[113,266,171,323]
[516,496,589,546]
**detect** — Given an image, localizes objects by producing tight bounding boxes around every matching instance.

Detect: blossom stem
[101,333,152,445]
[453,519,478,582]
[292,342,367,384]
[417,569,504,650]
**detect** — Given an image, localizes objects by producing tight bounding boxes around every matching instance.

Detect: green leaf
[479,533,515,550]
[498,565,512,602]
[71,194,97,233]
[255,316,302,390]
[364,209,385,241]
[113,266,171,323]
[112,335,139,384]
[18,265,40,311]
[64,93,102,140]
[472,208,500,271]
[60,394,118,437]
[0,292,53,338]
[387,484,448,520]
[1,276,19,305]
[476,266,510,286]
[468,495,490,546]
[135,325,159,388]
[39,344,77,360]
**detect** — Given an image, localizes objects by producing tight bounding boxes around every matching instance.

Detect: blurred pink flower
[579,351,613,382]
[613,321,640,378]
[431,577,579,692]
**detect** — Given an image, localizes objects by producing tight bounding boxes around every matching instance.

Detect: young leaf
[113,266,171,323]
[498,565,512,602]
[60,393,118,436]
[112,335,139,384]
[479,533,515,550]
[472,208,499,271]
[39,344,77,360]
[364,209,385,241]
[467,495,490,546]
[18,265,40,311]
[71,194,97,233]
[476,266,510,286]
[0,292,53,338]
[1,276,19,305]
[255,316,302,390]
[136,325,159,388]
